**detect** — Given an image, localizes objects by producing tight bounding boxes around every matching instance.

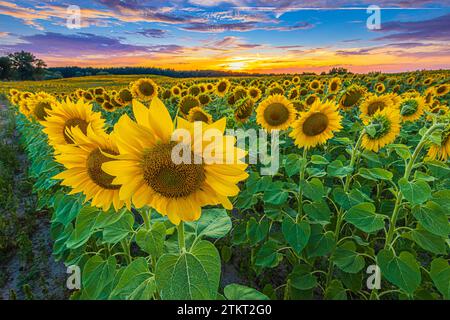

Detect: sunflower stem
[177,221,186,253]
[120,239,132,264]
[297,147,308,221]
[369,288,379,300]
[384,123,445,248]
[174,106,180,127]
[343,130,364,193]
[326,130,365,288]
[140,207,151,230]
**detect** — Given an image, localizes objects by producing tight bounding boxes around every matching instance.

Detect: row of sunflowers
[3,70,450,300]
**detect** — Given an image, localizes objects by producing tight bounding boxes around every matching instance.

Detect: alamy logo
[366,5,381,30]
[66,5,81,29]
[366,265,381,290]
[66,265,81,290]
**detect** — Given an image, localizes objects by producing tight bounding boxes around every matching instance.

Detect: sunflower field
[1,71,450,300]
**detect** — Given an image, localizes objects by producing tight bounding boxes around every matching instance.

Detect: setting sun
[226,61,247,71]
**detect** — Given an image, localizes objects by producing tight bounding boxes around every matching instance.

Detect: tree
[0,56,12,80]
[328,67,351,75]
[7,51,47,80]
[43,70,63,80]
[34,58,47,80]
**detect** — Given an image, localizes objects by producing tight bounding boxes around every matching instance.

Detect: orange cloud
[40,41,450,74]
[0,1,205,30]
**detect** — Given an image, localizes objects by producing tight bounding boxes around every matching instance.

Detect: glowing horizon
[0,1,449,74]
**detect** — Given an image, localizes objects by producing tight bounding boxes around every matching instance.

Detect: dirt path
[0,101,68,300]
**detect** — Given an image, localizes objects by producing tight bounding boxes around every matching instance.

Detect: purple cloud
[208,36,262,49]
[136,28,168,38]
[271,22,314,31]
[184,0,445,9]
[182,21,257,32]
[186,0,447,13]
[96,0,202,24]
[374,14,450,41]
[182,21,313,32]
[0,32,183,56]
[341,39,361,43]
[336,42,436,56]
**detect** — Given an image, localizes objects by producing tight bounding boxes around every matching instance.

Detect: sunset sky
[0,0,449,73]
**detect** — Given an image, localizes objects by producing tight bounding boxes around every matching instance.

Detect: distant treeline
[48,66,357,79]
[0,51,48,81]
[47,67,270,79]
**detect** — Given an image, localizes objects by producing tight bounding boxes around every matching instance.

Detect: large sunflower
[361,108,401,152]
[288,87,299,100]
[18,93,34,118]
[384,93,401,108]
[248,86,262,102]
[188,85,201,96]
[42,98,106,149]
[423,77,434,86]
[102,101,116,112]
[20,91,34,101]
[235,98,254,123]
[256,94,296,132]
[427,128,450,161]
[232,86,248,101]
[359,94,393,118]
[199,83,207,94]
[187,107,212,124]
[428,104,448,121]
[374,83,385,94]
[94,87,105,96]
[95,95,105,105]
[205,83,214,92]
[328,77,341,94]
[268,85,284,96]
[338,85,366,109]
[398,95,426,122]
[102,98,248,224]
[131,78,158,101]
[215,79,231,97]
[116,88,133,106]
[9,89,20,105]
[179,95,201,116]
[171,86,182,97]
[28,92,57,122]
[160,89,172,100]
[299,88,308,97]
[198,93,211,106]
[305,94,319,107]
[53,126,129,212]
[424,87,435,106]
[406,76,415,85]
[83,91,94,102]
[309,79,320,91]
[227,94,236,106]
[75,89,85,99]
[434,84,449,97]
[9,88,19,97]
[290,99,342,149]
